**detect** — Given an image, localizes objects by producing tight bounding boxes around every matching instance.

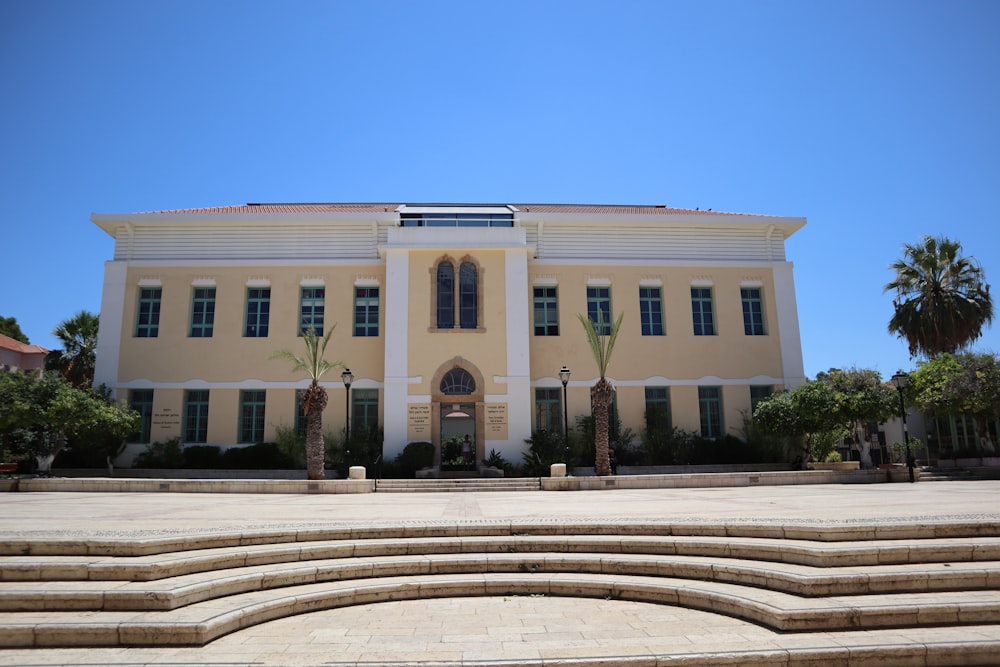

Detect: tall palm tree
[577,311,624,476]
[885,235,993,358]
[271,327,344,480]
[46,311,100,388]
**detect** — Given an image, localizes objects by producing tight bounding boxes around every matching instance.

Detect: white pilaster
[94,261,128,394]
[382,249,410,458]
[773,262,807,387]
[502,248,533,460]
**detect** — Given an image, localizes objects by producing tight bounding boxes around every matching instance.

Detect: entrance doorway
[440,403,475,472]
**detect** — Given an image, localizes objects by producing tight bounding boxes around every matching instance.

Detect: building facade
[92,203,807,467]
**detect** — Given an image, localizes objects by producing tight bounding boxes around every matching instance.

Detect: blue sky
[1,0,997,380]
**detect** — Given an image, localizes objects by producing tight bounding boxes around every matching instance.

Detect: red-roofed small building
[0,334,49,376]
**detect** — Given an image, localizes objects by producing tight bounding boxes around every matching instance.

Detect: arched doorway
[430,359,485,475]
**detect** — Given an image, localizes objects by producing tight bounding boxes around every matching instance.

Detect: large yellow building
[92,203,806,468]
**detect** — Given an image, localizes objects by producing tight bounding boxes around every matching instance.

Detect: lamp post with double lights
[559,366,571,461]
[342,368,354,465]
[890,371,916,483]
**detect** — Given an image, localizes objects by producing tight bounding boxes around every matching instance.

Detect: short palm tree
[885,235,993,358]
[271,327,344,480]
[46,310,100,388]
[577,311,624,476]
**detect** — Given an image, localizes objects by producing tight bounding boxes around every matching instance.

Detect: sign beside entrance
[407,404,432,440]
[485,402,508,439]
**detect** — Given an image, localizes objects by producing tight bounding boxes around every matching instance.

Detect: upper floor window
[691,287,716,336]
[741,287,766,335]
[354,287,380,336]
[639,287,664,336]
[299,287,325,336]
[459,262,478,329]
[189,287,215,338]
[533,287,559,336]
[436,262,455,329]
[245,287,270,338]
[586,286,612,335]
[135,287,161,338]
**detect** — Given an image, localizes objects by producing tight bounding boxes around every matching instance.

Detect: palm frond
[271,325,344,382]
[577,311,624,378]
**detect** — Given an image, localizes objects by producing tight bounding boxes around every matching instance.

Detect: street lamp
[559,366,571,460]
[890,371,916,483]
[342,368,354,457]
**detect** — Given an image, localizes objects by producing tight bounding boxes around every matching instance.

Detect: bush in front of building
[133,438,185,468]
[389,441,435,478]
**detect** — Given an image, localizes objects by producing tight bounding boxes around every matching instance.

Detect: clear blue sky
[2,0,997,380]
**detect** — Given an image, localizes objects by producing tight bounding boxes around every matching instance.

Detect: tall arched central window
[459,262,478,329]
[440,368,476,395]
[436,262,455,328]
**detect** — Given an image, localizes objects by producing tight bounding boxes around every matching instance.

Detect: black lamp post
[342,368,354,461]
[890,371,916,483]
[559,366,571,460]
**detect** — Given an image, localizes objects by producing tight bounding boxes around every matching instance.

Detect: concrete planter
[806,462,860,471]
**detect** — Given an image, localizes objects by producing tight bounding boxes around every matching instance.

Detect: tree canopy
[46,311,100,388]
[885,235,993,358]
[0,316,29,344]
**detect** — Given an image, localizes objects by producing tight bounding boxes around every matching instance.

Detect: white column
[382,249,410,459]
[773,262,807,387]
[501,248,533,460]
[94,260,127,394]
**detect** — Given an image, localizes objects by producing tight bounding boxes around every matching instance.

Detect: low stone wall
[542,468,896,491]
[14,477,374,494]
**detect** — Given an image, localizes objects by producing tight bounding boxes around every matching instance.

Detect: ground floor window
[535,388,562,435]
[184,390,209,443]
[644,387,671,431]
[698,386,723,439]
[239,390,266,443]
[128,389,154,443]
[352,389,379,430]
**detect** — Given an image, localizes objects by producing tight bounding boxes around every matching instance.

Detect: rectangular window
[698,386,724,439]
[691,287,716,336]
[534,388,563,435]
[295,389,307,438]
[135,287,161,338]
[533,287,559,336]
[750,385,773,411]
[352,389,379,430]
[639,287,664,336]
[299,287,325,336]
[189,287,216,338]
[354,287,380,337]
[128,389,154,443]
[741,287,766,335]
[184,390,210,443]
[644,387,672,431]
[586,286,612,335]
[245,288,270,338]
[239,389,266,443]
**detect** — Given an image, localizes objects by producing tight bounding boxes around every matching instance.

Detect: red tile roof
[136,203,760,217]
[0,334,48,355]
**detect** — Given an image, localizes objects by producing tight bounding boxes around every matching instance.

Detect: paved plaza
[2,481,1000,666]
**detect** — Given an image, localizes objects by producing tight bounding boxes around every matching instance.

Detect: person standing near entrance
[462,435,473,464]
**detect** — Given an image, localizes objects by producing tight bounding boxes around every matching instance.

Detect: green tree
[46,311,100,388]
[753,382,842,465]
[910,352,1000,454]
[271,327,344,480]
[577,311,623,476]
[0,371,138,471]
[817,367,898,467]
[0,316,29,344]
[885,235,993,358]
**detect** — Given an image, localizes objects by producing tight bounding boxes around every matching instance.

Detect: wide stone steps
[375,478,541,492]
[2,520,1000,649]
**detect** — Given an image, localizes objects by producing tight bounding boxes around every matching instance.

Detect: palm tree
[577,311,624,476]
[46,311,100,388]
[885,235,993,358]
[271,327,344,480]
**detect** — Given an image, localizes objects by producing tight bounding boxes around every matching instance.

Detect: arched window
[459,262,477,329]
[440,368,476,395]
[436,262,455,329]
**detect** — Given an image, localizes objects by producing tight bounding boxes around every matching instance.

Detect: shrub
[133,438,184,469]
[221,442,296,469]
[522,429,565,476]
[393,441,434,478]
[273,425,306,468]
[182,445,222,468]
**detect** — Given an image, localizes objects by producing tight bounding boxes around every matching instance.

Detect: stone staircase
[376,477,541,492]
[2,519,1000,659]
